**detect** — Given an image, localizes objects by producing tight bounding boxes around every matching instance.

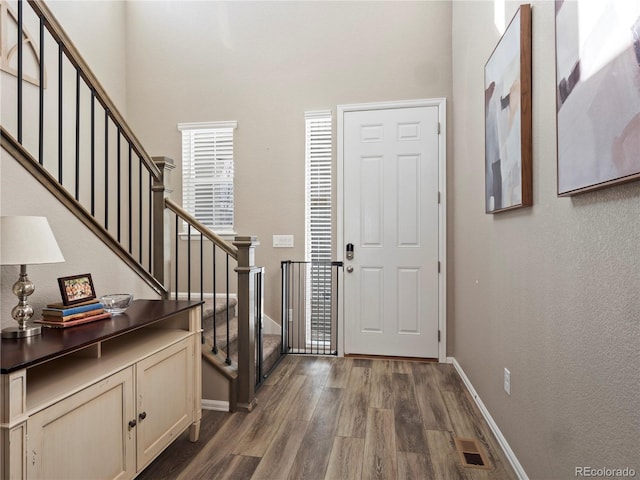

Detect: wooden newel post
[234,235,260,412]
[152,156,175,298]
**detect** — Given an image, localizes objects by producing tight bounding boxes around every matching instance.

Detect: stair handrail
[165,198,238,259]
[26,0,161,181]
[1,126,166,295]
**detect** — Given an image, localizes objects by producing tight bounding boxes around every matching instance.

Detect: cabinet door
[27,367,135,480]
[135,337,194,470]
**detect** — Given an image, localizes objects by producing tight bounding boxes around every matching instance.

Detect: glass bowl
[100,294,133,315]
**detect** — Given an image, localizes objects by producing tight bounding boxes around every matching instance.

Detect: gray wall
[451,1,640,477]
[123,0,453,321]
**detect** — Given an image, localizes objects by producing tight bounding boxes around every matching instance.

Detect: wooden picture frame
[484,4,532,213]
[58,273,96,306]
[555,0,640,196]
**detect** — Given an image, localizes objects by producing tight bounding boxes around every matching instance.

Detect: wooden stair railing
[2,0,263,410]
[3,0,166,293]
[165,198,261,411]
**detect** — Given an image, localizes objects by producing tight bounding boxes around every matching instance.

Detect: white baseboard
[201,399,229,412]
[447,356,528,480]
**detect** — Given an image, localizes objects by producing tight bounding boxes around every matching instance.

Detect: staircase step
[199,296,282,375]
[262,334,283,376]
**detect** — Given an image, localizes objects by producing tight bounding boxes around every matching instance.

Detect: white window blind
[305,111,332,263]
[178,121,237,233]
[305,111,333,345]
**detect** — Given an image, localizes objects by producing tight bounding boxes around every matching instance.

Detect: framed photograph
[485,4,532,213]
[555,0,640,195]
[58,274,96,306]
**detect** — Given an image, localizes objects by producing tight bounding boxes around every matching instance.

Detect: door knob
[346,266,354,273]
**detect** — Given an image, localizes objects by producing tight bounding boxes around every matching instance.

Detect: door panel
[344,105,439,358]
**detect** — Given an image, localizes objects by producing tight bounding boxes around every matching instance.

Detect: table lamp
[1,216,65,338]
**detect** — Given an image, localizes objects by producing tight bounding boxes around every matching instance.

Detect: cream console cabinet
[0,300,203,480]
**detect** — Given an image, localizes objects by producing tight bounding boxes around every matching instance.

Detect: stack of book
[37,299,111,328]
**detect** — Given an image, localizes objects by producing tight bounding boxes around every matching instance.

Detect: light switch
[273,235,294,248]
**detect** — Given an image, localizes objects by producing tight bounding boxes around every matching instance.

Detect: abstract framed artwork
[485,4,532,214]
[555,0,640,196]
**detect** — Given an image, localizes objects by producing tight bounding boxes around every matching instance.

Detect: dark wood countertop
[1,299,202,374]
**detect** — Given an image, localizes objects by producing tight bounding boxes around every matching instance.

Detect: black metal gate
[281,261,342,355]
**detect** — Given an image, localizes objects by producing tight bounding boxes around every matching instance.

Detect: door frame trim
[336,98,447,362]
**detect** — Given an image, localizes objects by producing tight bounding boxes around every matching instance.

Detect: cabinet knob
[128,419,137,430]
[139,411,147,421]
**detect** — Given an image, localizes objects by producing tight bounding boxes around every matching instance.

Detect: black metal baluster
[187,224,191,300]
[75,69,80,200]
[199,234,203,304]
[225,255,231,365]
[17,0,23,143]
[117,128,121,242]
[38,16,44,165]
[104,110,109,229]
[174,214,179,300]
[91,90,95,216]
[212,243,218,354]
[138,156,142,263]
[298,262,302,353]
[148,174,152,271]
[128,145,132,252]
[334,262,340,355]
[199,233,204,345]
[58,42,63,183]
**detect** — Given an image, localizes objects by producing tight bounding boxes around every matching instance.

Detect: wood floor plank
[175,413,248,480]
[336,366,371,437]
[392,372,427,453]
[326,357,353,388]
[362,408,398,480]
[138,356,517,480]
[411,362,453,431]
[212,454,261,480]
[136,409,229,480]
[291,355,333,378]
[440,390,515,478]
[425,429,474,480]
[233,374,306,457]
[397,451,435,480]
[324,436,365,480]
[288,375,327,422]
[262,355,299,386]
[391,360,412,374]
[432,363,464,392]
[287,387,345,480]
[250,417,309,480]
[370,360,394,410]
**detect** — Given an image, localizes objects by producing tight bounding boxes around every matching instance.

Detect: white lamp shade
[1,216,65,265]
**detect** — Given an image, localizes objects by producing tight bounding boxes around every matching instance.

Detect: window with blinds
[305,112,332,263]
[305,111,333,345]
[178,121,237,233]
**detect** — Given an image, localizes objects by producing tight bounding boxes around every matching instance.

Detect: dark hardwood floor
[137,355,518,480]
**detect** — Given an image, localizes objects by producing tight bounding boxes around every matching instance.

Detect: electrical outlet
[504,368,511,395]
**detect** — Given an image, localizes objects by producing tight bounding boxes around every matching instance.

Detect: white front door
[342,104,441,358]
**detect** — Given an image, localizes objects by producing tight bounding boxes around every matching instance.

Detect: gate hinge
[438,330,441,342]
[438,191,441,204]
[438,261,441,273]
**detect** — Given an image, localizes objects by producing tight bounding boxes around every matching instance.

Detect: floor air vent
[454,437,492,470]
